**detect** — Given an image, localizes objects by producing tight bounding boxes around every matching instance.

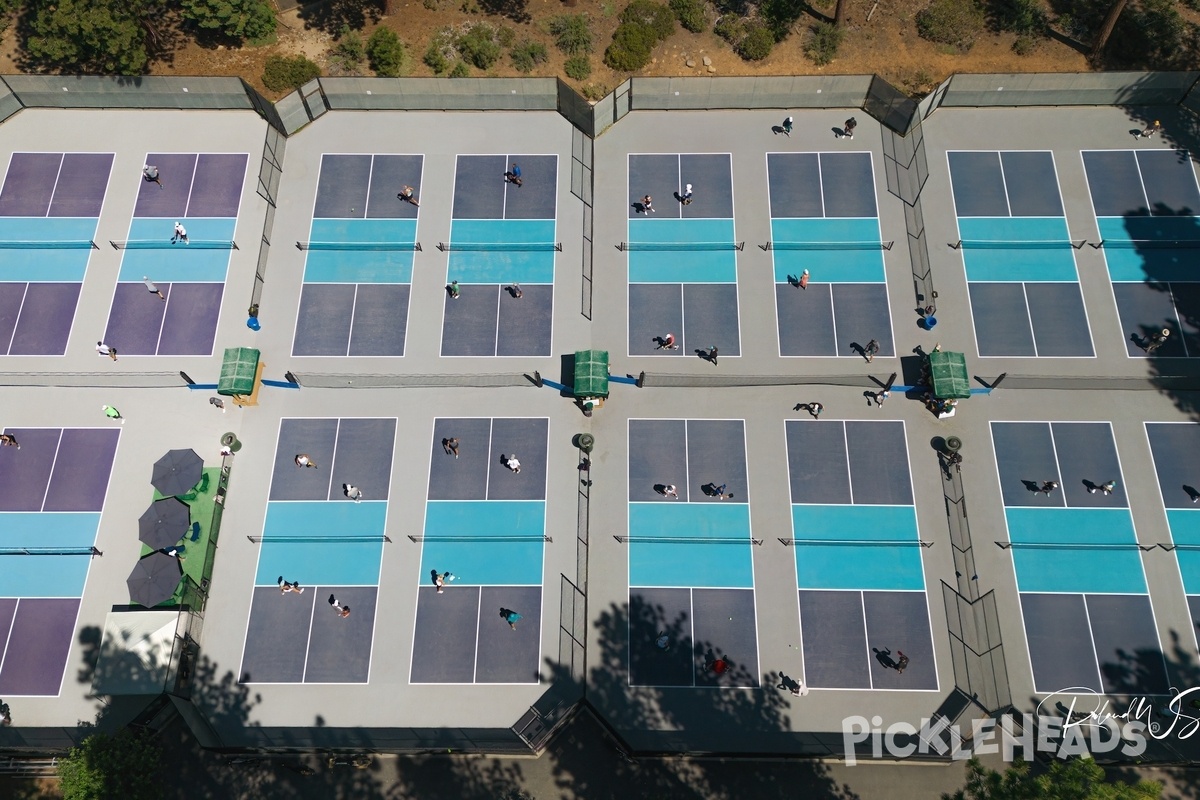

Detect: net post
[407,535,420,543]
[995,542,1011,549]
[777,538,794,546]
[760,241,772,251]
[1159,543,1177,551]
[883,241,894,250]
[617,242,627,251]
[1090,240,1105,249]
[734,242,744,251]
[414,242,423,252]
[295,242,305,250]
[950,241,963,250]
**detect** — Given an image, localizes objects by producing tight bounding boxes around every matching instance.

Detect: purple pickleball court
[104,282,223,356]
[0,598,80,696]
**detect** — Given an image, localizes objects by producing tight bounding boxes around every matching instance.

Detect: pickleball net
[407,535,553,543]
[247,535,392,543]
[0,546,102,556]
[764,240,893,251]
[0,240,97,249]
[779,537,932,547]
[950,239,1086,250]
[619,241,744,251]
[613,535,763,545]
[995,541,1155,551]
[296,241,423,251]
[437,241,562,252]
[1092,239,1200,249]
[111,240,238,250]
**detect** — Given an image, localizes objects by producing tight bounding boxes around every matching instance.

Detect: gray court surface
[1146,422,1200,507]
[628,154,733,218]
[992,421,1125,507]
[295,284,410,357]
[313,154,423,219]
[441,284,552,357]
[948,151,1064,217]
[767,152,877,218]
[453,155,556,219]
[627,418,747,502]
[269,418,396,502]
[628,284,741,357]
[239,586,377,683]
[1113,282,1200,358]
[428,417,548,501]
[784,420,910,505]
[777,283,892,358]
[410,585,541,684]
[628,588,758,687]
[1083,150,1200,216]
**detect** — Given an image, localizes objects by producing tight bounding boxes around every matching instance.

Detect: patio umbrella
[151,449,203,496]
[138,497,190,550]
[126,552,183,608]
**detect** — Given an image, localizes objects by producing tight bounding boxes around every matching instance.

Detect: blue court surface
[991,420,1168,694]
[785,419,937,690]
[1144,422,1200,644]
[440,155,556,357]
[1082,150,1200,358]
[410,417,548,684]
[294,154,423,357]
[767,152,893,358]
[105,152,247,356]
[949,150,1092,358]
[0,152,112,355]
[625,417,759,687]
[239,417,396,685]
[0,427,117,695]
[627,154,741,358]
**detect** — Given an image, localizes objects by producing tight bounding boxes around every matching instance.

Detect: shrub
[549,13,593,53]
[759,0,806,41]
[449,60,472,77]
[368,27,406,76]
[1107,0,1192,69]
[619,0,675,39]
[990,0,1047,37]
[604,0,675,70]
[424,42,451,73]
[804,20,843,64]
[669,0,706,33]
[564,54,592,79]
[58,730,162,800]
[714,13,744,45]
[915,0,984,51]
[1011,33,1037,54]
[737,23,774,59]
[331,26,365,71]
[510,40,548,72]
[262,54,320,91]
[459,23,503,68]
[581,82,610,100]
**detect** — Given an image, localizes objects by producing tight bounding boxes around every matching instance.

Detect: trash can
[220,432,243,453]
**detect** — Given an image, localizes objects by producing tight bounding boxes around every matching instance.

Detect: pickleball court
[0,427,119,695]
[767,152,896,359]
[441,154,557,357]
[0,152,112,355]
[626,418,760,688]
[785,419,937,690]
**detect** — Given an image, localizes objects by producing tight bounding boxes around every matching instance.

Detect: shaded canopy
[574,350,609,399]
[928,350,971,399]
[126,551,182,608]
[137,497,190,550]
[151,449,203,496]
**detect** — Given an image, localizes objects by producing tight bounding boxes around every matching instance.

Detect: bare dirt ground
[142,0,1089,99]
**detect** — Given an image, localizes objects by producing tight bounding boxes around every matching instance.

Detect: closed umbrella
[126,552,183,608]
[138,497,190,550]
[151,449,203,496]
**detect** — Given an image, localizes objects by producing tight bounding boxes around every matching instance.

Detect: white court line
[362,154,376,219]
[182,155,200,219]
[344,284,361,357]
[38,428,66,513]
[472,588,483,683]
[300,591,319,683]
[45,153,66,219]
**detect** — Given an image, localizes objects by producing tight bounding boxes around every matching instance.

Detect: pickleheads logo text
[841,686,1200,764]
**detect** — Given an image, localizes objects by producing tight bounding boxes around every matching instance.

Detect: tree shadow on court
[1117,200,1200,422]
[534,597,860,800]
[296,0,385,35]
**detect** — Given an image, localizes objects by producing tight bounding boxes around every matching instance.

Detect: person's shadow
[632,201,648,214]
[1021,479,1043,494]
[873,647,897,670]
[849,342,867,359]
[653,335,677,349]
[653,483,672,496]
[1129,128,1146,139]
[1082,479,1098,494]
[832,126,848,138]
[777,672,802,693]
[862,390,877,406]
[771,125,787,136]
[1129,331,1150,350]
[1184,484,1200,503]
[695,348,716,363]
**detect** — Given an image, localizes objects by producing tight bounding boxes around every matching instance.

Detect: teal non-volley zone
[117,217,239,282]
[0,217,99,282]
[254,501,389,587]
[418,500,546,586]
[449,219,557,284]
[627,502,753,588]
[1144,422,1200,637]
[766,151,885,282]
[627,218,737,283]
